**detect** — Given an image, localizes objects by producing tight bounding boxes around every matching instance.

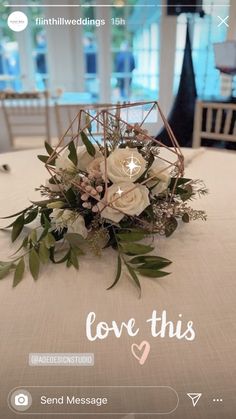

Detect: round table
[0,147,236,419]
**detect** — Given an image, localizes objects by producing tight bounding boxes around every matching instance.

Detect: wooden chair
[0,91,51,147]
[193,100,236,148]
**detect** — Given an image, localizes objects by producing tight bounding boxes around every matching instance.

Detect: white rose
[77,145,102,172]
[98,182,150,223]
[100,147,146,183]
[50,209,88,238]
[146,159,171,195]
[55,149,75,173]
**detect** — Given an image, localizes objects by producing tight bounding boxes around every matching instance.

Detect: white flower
[50,209,88,238]
[146,159,171,196]
[77,145,102,172]
[55,149,75,173]
[67,215,88,238]
[98,182,150,223]
[100,147,146,183]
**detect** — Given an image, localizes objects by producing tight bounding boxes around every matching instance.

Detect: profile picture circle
[7,11,28,32]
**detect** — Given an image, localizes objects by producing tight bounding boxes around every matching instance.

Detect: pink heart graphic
[131,341,150,365]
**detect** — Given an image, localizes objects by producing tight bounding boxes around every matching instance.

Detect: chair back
[55,103,122,142]
[55,101,159,143]
[193,100,236,147]
[0,91,51,147]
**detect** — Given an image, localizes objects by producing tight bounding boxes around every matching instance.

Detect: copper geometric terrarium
[46,101,184,224]
[1,101,208,291]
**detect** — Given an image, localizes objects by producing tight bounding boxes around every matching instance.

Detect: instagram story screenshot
[0,0,236,418]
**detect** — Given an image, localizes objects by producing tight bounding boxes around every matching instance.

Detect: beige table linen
[0,147,236,419]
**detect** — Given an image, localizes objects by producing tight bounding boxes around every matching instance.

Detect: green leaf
[38,225,50,242]
[29,249,40,280]
[24,209,38,224]
[1,205,33,220]
[70,250,79,270]
[29,229,37,243]
[72,247,84,256]
[39,241,50,264]
[37,154,49,163]
[65,188,77,206]
[45,233,56,249]
[50,248,70,264]
[68,142,78,166]
[143,205,155,223]
[165,217,178,238]
[3,219,15,229]
[81,131,96,157]
[136,268,170,278]
[66,258,72,268]
[177,185,193,201]
[139,261,172,270]
[86,114,92,133]
[129,255,171,265]
[37,154,56,166]
[117,231,146,242]
[22,236,29,248]
[41,213,51,229]
[0,262,6,267]
[136,152,154,183]
[178,178,191,185]
[126,263,141,298]
[0,264,12,280]
[44,141,54,155]
[11,236,29,256]
[182,213,190,223]
[13,258,25,287]
[170,177,191,189]
[65,233,85,249]
[120,242,154,256]
[107,254,122,290]
[11,214,25,242]
[0,261,14,268]
[31,199,56,207]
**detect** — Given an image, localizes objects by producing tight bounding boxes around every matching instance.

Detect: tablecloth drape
[0,147,235,419]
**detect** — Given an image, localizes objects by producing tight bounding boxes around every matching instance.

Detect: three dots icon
[213,398,223,402]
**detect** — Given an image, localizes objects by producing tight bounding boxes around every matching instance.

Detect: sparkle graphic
[116,186,124,197]
[122,154,142,178]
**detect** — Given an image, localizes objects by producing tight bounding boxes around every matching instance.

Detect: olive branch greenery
[0,204,86,287]
[107,228,172,298]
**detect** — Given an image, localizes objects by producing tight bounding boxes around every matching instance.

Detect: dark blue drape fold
[157,21,197,146]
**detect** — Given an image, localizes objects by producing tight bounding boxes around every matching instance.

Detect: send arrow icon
[187,393,202,407]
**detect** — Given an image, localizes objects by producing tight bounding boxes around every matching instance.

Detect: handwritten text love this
[86,310,195,342]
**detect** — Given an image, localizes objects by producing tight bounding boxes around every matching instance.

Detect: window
[174,0,230,99]
[0,1,21,91]
[82,0,98,100]
[110,1,161,101]
[28,1,48,90]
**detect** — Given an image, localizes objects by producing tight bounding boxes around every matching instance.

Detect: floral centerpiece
[0,102,207,295]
